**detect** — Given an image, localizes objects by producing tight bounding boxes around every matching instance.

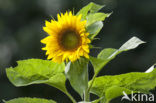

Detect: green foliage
[91,97,104,103]
[104,86,134,103]
[78,98,103,103]
[77,2,104,19]
[86,12,110,40]
[65,58,88,98]
[89,66,156,103]
[90,36,145,75]
[97,48,117,59]
[90,48,116,74]
[86,13,110,27]
[6,59,67,93]
[77,2,110,40]
[87,21,103,39]
[5,2,156,103]
[89,36,146,102]
[4,97,56,103]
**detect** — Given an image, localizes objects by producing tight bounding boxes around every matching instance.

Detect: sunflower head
[41,11,91,63]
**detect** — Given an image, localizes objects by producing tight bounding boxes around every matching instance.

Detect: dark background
[0,0,156,103]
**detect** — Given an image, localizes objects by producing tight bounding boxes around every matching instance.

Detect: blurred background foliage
[0,0,156,103]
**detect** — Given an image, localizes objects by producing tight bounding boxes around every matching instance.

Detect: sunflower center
[60,31,80,50]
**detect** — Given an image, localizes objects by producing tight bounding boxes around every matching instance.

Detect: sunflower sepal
[88,44,101,50]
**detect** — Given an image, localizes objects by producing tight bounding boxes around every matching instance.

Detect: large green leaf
[104,86,135,103]
[4,97,56,103]
[90,36,145,75]
[6,59,67,93]
[77,2,104,19]
[65,58,88,98]
[89,65,156,103]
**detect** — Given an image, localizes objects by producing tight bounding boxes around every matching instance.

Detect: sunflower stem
[84,66,90,102]
[84,89,89,102]
[87,72,98,96]
[66,92,77,103]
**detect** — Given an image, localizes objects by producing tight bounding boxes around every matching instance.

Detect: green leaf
[89,66,156,103]
[104,86,135,103]
[4,97,56,103]
[88,37,146,102]
[90,37,145,75]
[91,97,104,103]
[97,48,117,59]
[86,13,110,27]
[90,56,110,74]
[6,59,67,93]
[86,13,110,39]
[90,48,117,74]
[87,21,103,39]
[77,2,111,39]
[77,2,104,19]
[78,97,104,103]
[65,58,88,98]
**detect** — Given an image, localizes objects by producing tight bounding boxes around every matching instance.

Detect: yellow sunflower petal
[82,45,89,53]
[84,52,89,59]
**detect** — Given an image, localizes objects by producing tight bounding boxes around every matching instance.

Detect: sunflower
[41,11,91,63]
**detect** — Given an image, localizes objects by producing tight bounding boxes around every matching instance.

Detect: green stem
[84,66,90,102]
[87,73,97,94]
[65,92,77,103]
[84,90,90,102]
